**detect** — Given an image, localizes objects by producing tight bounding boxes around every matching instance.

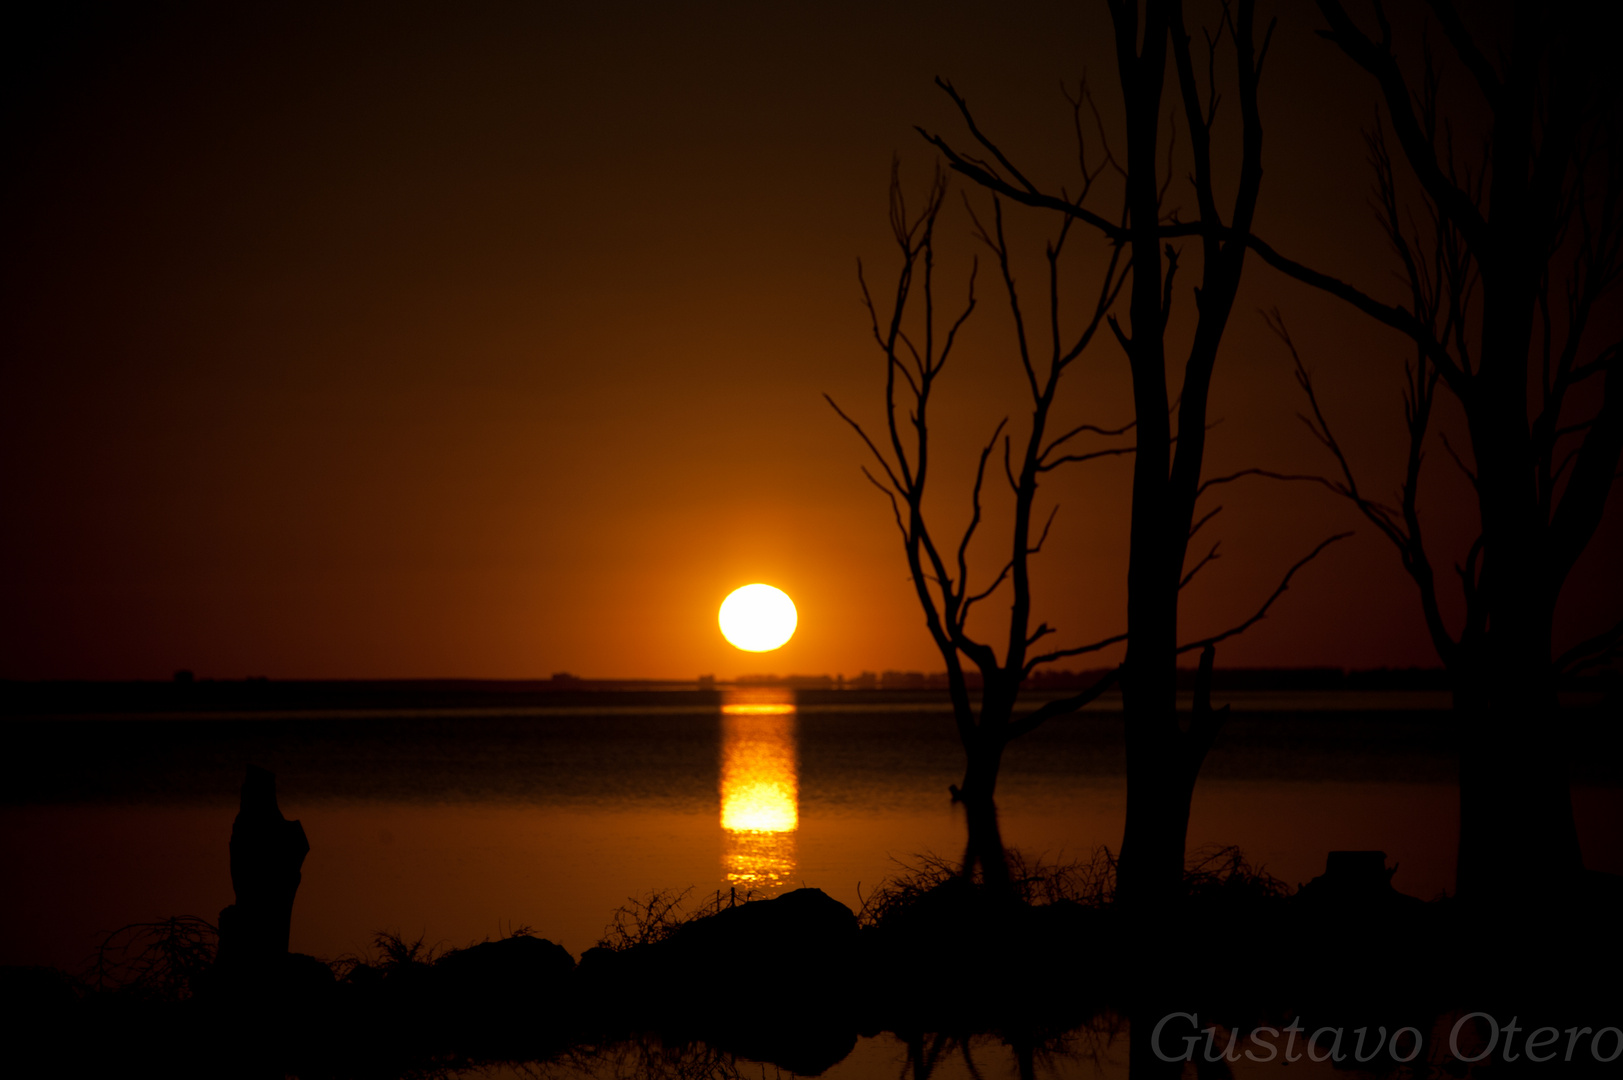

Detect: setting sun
[718,584,798,652]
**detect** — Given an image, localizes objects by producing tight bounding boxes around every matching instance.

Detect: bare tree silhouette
[828,162,1128,891]
[920,0,1346,924]
[1251,0,1623,906]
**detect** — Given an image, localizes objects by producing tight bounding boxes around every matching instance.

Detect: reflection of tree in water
[533,1038,754,1080]
[527,1025,1135,1080]
[896,1019,1129,1080]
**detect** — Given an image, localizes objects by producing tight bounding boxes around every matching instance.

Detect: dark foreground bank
[5,763,1622,1079]
[7,875,1623,1078]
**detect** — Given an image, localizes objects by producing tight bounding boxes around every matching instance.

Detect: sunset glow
[6,5,1622,1072]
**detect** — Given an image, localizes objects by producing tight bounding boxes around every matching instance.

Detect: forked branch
[829,161,1130,764]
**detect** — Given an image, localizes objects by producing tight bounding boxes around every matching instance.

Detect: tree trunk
[1449,253,1585,904]
[1117,516,1192,920]
[1453,648,1583,905]
[1117,598,1186,916]
[1118,720,1195,918]
[956,734,1010,892]
[215,765,309,982]
[1112,0,1182,922]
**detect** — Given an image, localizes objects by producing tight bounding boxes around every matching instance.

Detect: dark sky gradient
[4,1,1618,679]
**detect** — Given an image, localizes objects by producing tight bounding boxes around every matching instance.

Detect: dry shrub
[373,929,446,968]
[856,848,1118,928]
[87,915,217,1001]
[1009,847,1118,908]
[594,887,759,952]
[856,844,1283,927]
[595,887,696,952]
[854,852,960,928]
[1182,845,1288,903]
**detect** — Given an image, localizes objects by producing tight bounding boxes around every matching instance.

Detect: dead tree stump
[215,765,309,983]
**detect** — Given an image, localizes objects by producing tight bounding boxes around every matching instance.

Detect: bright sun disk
[718,584,798,652]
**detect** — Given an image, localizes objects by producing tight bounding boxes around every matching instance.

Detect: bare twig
[1177,532,1353,653]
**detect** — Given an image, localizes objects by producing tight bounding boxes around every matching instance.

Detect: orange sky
[4,1,1619,680]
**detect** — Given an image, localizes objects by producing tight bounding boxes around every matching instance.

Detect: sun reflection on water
[720,688,798,893]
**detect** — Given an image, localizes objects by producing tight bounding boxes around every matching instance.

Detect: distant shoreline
[3,666,1617,717]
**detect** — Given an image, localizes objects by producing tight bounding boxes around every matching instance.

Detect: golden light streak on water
[720,688,798,893]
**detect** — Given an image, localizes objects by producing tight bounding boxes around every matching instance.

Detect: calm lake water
[5,687,1620,983]
[6,688,1622,1077]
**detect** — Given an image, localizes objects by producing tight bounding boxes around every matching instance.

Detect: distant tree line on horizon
[737,667,1457,692]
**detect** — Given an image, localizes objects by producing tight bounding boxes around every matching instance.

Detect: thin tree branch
[1038,445,1138,472]
[1188,504,1223,542]
[1003,666,1122,741]
[1025,632,1131,679]
[1196,466,1341,500]
[1179,541,1221,590]
[1177,532,1353,652]
[1555,614,1623,674]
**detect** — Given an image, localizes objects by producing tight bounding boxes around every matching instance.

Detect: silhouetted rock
[435,933,575,989]
[421,936,576,1057]
[662,887,858,980]
[576,888,861,1072]
[1293,850,1423,915]
[1283,851,1437,1015]
[580,887,858,1005]
[854,876,1112,1031]
[724,1023,858,1077]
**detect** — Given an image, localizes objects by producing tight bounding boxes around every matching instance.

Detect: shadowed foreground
[5,770,1621,1078]
[8,861,1623,1077]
